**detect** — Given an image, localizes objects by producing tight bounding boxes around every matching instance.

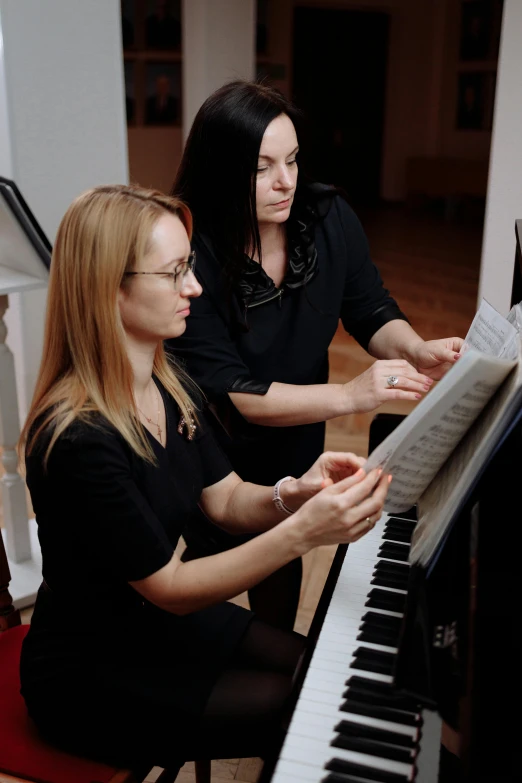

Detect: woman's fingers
[320,451,366,475]
[339,472,390,542]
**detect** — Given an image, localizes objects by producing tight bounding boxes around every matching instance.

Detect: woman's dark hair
[172,80,303,284]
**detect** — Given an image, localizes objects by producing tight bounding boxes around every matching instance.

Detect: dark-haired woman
[169,80,463,631]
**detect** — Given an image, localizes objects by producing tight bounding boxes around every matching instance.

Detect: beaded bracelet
[272,475,295,515]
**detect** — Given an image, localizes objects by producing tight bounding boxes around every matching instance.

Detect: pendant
[177,413,197,441]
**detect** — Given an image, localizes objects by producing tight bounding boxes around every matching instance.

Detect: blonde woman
[19,185,389,775]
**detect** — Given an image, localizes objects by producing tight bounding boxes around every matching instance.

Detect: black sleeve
[195,409,234,488]
[46,427,174,582]
[168,240,270,399]
[335,197,409,350]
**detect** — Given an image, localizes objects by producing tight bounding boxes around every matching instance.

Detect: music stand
[0,177,50,604]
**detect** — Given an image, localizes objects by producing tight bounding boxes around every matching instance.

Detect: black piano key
[340,698,421,726]
[378,543,410,562]
[365,589,406,612]
[358,625,400,643]
[343,684,422,715]
[384,519,413,530]
[382,530,412,544]
[351,658,395,675]
[371,574,409,590]
[354,646,396,664]
[325,757,411,783]
[331,735,415,764]
[334,719,416,748]
[361,612,403,632]
[357,628,399,646]
[387,516,417,530]
[374,561,410,577]
[345,675,420,706]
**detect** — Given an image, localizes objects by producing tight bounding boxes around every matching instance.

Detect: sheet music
[413,351,522,565]
[461,298,518,358]
[365,351,515,513]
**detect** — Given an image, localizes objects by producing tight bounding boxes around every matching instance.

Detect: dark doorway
[293,7,389,206]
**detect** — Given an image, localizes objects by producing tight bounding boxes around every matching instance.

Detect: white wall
[478,0,522,313]
[182,0,256,140]
[0,0,129,419]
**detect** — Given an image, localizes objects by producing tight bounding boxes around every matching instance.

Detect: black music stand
[0,177,51,291]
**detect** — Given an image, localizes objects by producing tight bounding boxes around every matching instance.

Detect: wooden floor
[8,203,482,783]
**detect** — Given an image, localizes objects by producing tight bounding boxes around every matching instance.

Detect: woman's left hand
[281,451,367,511]
[409,337,464,380]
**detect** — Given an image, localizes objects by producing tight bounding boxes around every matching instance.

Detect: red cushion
[0,625,124,783]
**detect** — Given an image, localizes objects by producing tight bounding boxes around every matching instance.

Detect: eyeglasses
[125,251,196,292]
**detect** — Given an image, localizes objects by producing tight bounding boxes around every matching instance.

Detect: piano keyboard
[270,511,442,783]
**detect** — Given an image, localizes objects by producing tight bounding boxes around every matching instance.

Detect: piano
[261,226,522,783]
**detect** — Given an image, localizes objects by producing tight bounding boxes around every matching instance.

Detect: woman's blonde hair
[19,183,197,464]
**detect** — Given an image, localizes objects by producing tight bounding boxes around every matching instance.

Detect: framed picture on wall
[456,72,488,130]
[257,0,268,55]
[121,0,136,49]
[145,0,181,50]
[124,60,136,125]
[459,0,504,62]
[144,61,181,125]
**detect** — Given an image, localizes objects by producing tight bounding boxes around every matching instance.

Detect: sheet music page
[461,298,517,357]
[412,353,522,566]
[365,351,516,513]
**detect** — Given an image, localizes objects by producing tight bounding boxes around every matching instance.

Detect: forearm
[367,320,424,363]
[229,381,348,427]
[163,519,305,614]
[216,478,300,535]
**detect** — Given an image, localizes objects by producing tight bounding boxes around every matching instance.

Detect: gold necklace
[136,383,163,444]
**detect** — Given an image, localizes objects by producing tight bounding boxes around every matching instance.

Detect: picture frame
[459,0,504,62]
[145,0,181,51]
[144,61,181,126]
[124,60,136,126]
[456,71,493,130]
[121,0,136,50]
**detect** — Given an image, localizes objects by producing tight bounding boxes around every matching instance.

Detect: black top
[169,187,408,484]
[20,381,253,759]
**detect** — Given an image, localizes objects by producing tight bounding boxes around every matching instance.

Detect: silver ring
[386,375,399,388]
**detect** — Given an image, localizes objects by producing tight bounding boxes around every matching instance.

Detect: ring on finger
[386,375,399,388]
[364,516,374,528]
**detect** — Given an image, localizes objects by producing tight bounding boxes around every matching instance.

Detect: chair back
[0,525,21,632]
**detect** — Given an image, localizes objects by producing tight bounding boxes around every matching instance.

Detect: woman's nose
[274,165,294,189]
[181,269,202,298]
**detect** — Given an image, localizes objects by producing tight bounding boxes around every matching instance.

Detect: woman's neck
[124,335,157,400]
[256,221,286,262]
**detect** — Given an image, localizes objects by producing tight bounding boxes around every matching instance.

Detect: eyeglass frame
[124,250,196,291]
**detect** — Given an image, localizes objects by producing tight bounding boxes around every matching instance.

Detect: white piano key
[288,706,418,740]
[270,512,440,783]
[280,733,414,779]
[271,758,325,783]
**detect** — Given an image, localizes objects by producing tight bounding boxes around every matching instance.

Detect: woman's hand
[408,338,463,380]
[281,451,366,511]
[341,359,433,414]
[288,468,390,553]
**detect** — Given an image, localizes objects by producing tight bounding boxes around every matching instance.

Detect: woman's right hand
[342,359,433,414]
[289,468,390,554]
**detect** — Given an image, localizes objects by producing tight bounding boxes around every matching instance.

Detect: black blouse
[169,187,407,484]
[21,383,252,688]
[20,384,256,764]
